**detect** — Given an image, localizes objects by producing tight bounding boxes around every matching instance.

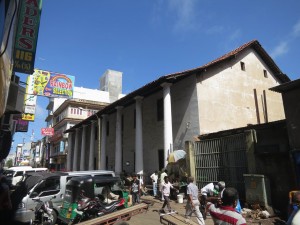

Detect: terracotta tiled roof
[65,40,291,132]
[162,39,289,81]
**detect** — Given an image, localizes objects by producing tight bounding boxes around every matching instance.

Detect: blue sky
[12,0,300,151]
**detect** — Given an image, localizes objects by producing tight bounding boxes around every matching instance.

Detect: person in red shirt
[207,187,246,225]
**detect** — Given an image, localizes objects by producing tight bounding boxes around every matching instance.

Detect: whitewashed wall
[197,48,285,134]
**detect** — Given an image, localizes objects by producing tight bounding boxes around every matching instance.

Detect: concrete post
[100,115,107,170]
[185,141,196,180]
[88,122,96,170]
[72,129,80,171]
[97,117,102,170]
[135,96,144,174]
[66,132,73,171]
[161,82,173,168]
[115,107,123,175]
[80,126,87,171]
[245,129,257,173]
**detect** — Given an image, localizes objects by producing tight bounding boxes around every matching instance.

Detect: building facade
[66,40,290,176]
[270,78,300,185]
[45,70,123,171]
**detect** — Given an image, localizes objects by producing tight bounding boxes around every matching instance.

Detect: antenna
[31,129,35,142]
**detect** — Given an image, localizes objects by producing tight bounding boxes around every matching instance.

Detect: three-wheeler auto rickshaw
[58,175,128,224]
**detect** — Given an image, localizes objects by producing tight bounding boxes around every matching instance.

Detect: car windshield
[3,170,14,177]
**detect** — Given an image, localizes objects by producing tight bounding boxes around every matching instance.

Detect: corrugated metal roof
[270,78,300,93]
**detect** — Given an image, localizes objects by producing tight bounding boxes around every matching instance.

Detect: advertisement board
[22,149,30,157]
[41,128,54,136]
[13,115,29,132]
[13,0,43,74]
[32,69,75,98]
[22,75,36,121]
[60,141,65,153]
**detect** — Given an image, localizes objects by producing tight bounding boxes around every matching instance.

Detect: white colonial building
[66,40,290,176]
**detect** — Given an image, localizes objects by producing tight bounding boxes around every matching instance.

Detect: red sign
[41,128,54,136]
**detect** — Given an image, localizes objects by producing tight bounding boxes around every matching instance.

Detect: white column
[80,126,87,171]
[115,107,123,175]
[162,82,173,168]
[100,115,107,170]
[72,129,80,171]
[88,122,96,170]
[135,96,144,174]
[66,132,73,171]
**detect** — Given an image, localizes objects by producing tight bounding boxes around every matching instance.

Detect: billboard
[32,69,75,98]
[22,75,37,121]
[13,115,29,132]
[41,128,54,136]
[13,0,43,74]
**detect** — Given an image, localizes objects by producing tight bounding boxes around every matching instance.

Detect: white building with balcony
[45,70,123,171]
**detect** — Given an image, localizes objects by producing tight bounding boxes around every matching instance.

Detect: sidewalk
[126,195,214,225]
[127,196,285,225]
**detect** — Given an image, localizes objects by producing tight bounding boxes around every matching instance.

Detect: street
[126,196,214,225]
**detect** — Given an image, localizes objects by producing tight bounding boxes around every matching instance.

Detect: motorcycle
[69,192,125,224]
[94,197,125,217]
[30,196,57,225]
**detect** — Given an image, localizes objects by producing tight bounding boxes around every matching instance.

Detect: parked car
[14,170,115,224]
[3,166,48,187]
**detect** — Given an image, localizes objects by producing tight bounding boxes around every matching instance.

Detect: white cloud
[206,25,224,35]
[293,20,300,37]
[169,0,197,32]
[35,103,47,118]
[270,19,300,59]
[151,0,164,26]
[229,29,242,41]
[271,41,289,58]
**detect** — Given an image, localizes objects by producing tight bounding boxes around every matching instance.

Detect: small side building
[270,78,300,186]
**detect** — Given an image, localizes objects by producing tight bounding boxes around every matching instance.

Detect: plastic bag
[235,199,242,213]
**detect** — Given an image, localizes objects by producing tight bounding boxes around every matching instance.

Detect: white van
[3,166,48,187]
[14,170,115,224]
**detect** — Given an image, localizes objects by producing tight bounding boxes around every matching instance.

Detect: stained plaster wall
[197,48,285,135]
[104,75,200,175]
[171,75,200,150]
[105,113,117,171]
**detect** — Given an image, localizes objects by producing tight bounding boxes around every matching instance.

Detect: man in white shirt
[150,171,158,197]
[200,181,225,219]
[160,176,178,213]
[159,169,168,201]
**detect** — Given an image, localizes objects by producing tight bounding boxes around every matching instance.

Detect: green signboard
[13,0,43,74]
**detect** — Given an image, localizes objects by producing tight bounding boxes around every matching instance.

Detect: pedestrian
[130,174,140,205]
[287,191,300,225]
[160,176,178,213]
[185,176,205,225]
[159,169,168,201]
[150,171,158,197]
[0,175,13,223]
[200,181,225,219]
[207,187,246,225]
[201,181,225,200]
[137,173,145,195]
